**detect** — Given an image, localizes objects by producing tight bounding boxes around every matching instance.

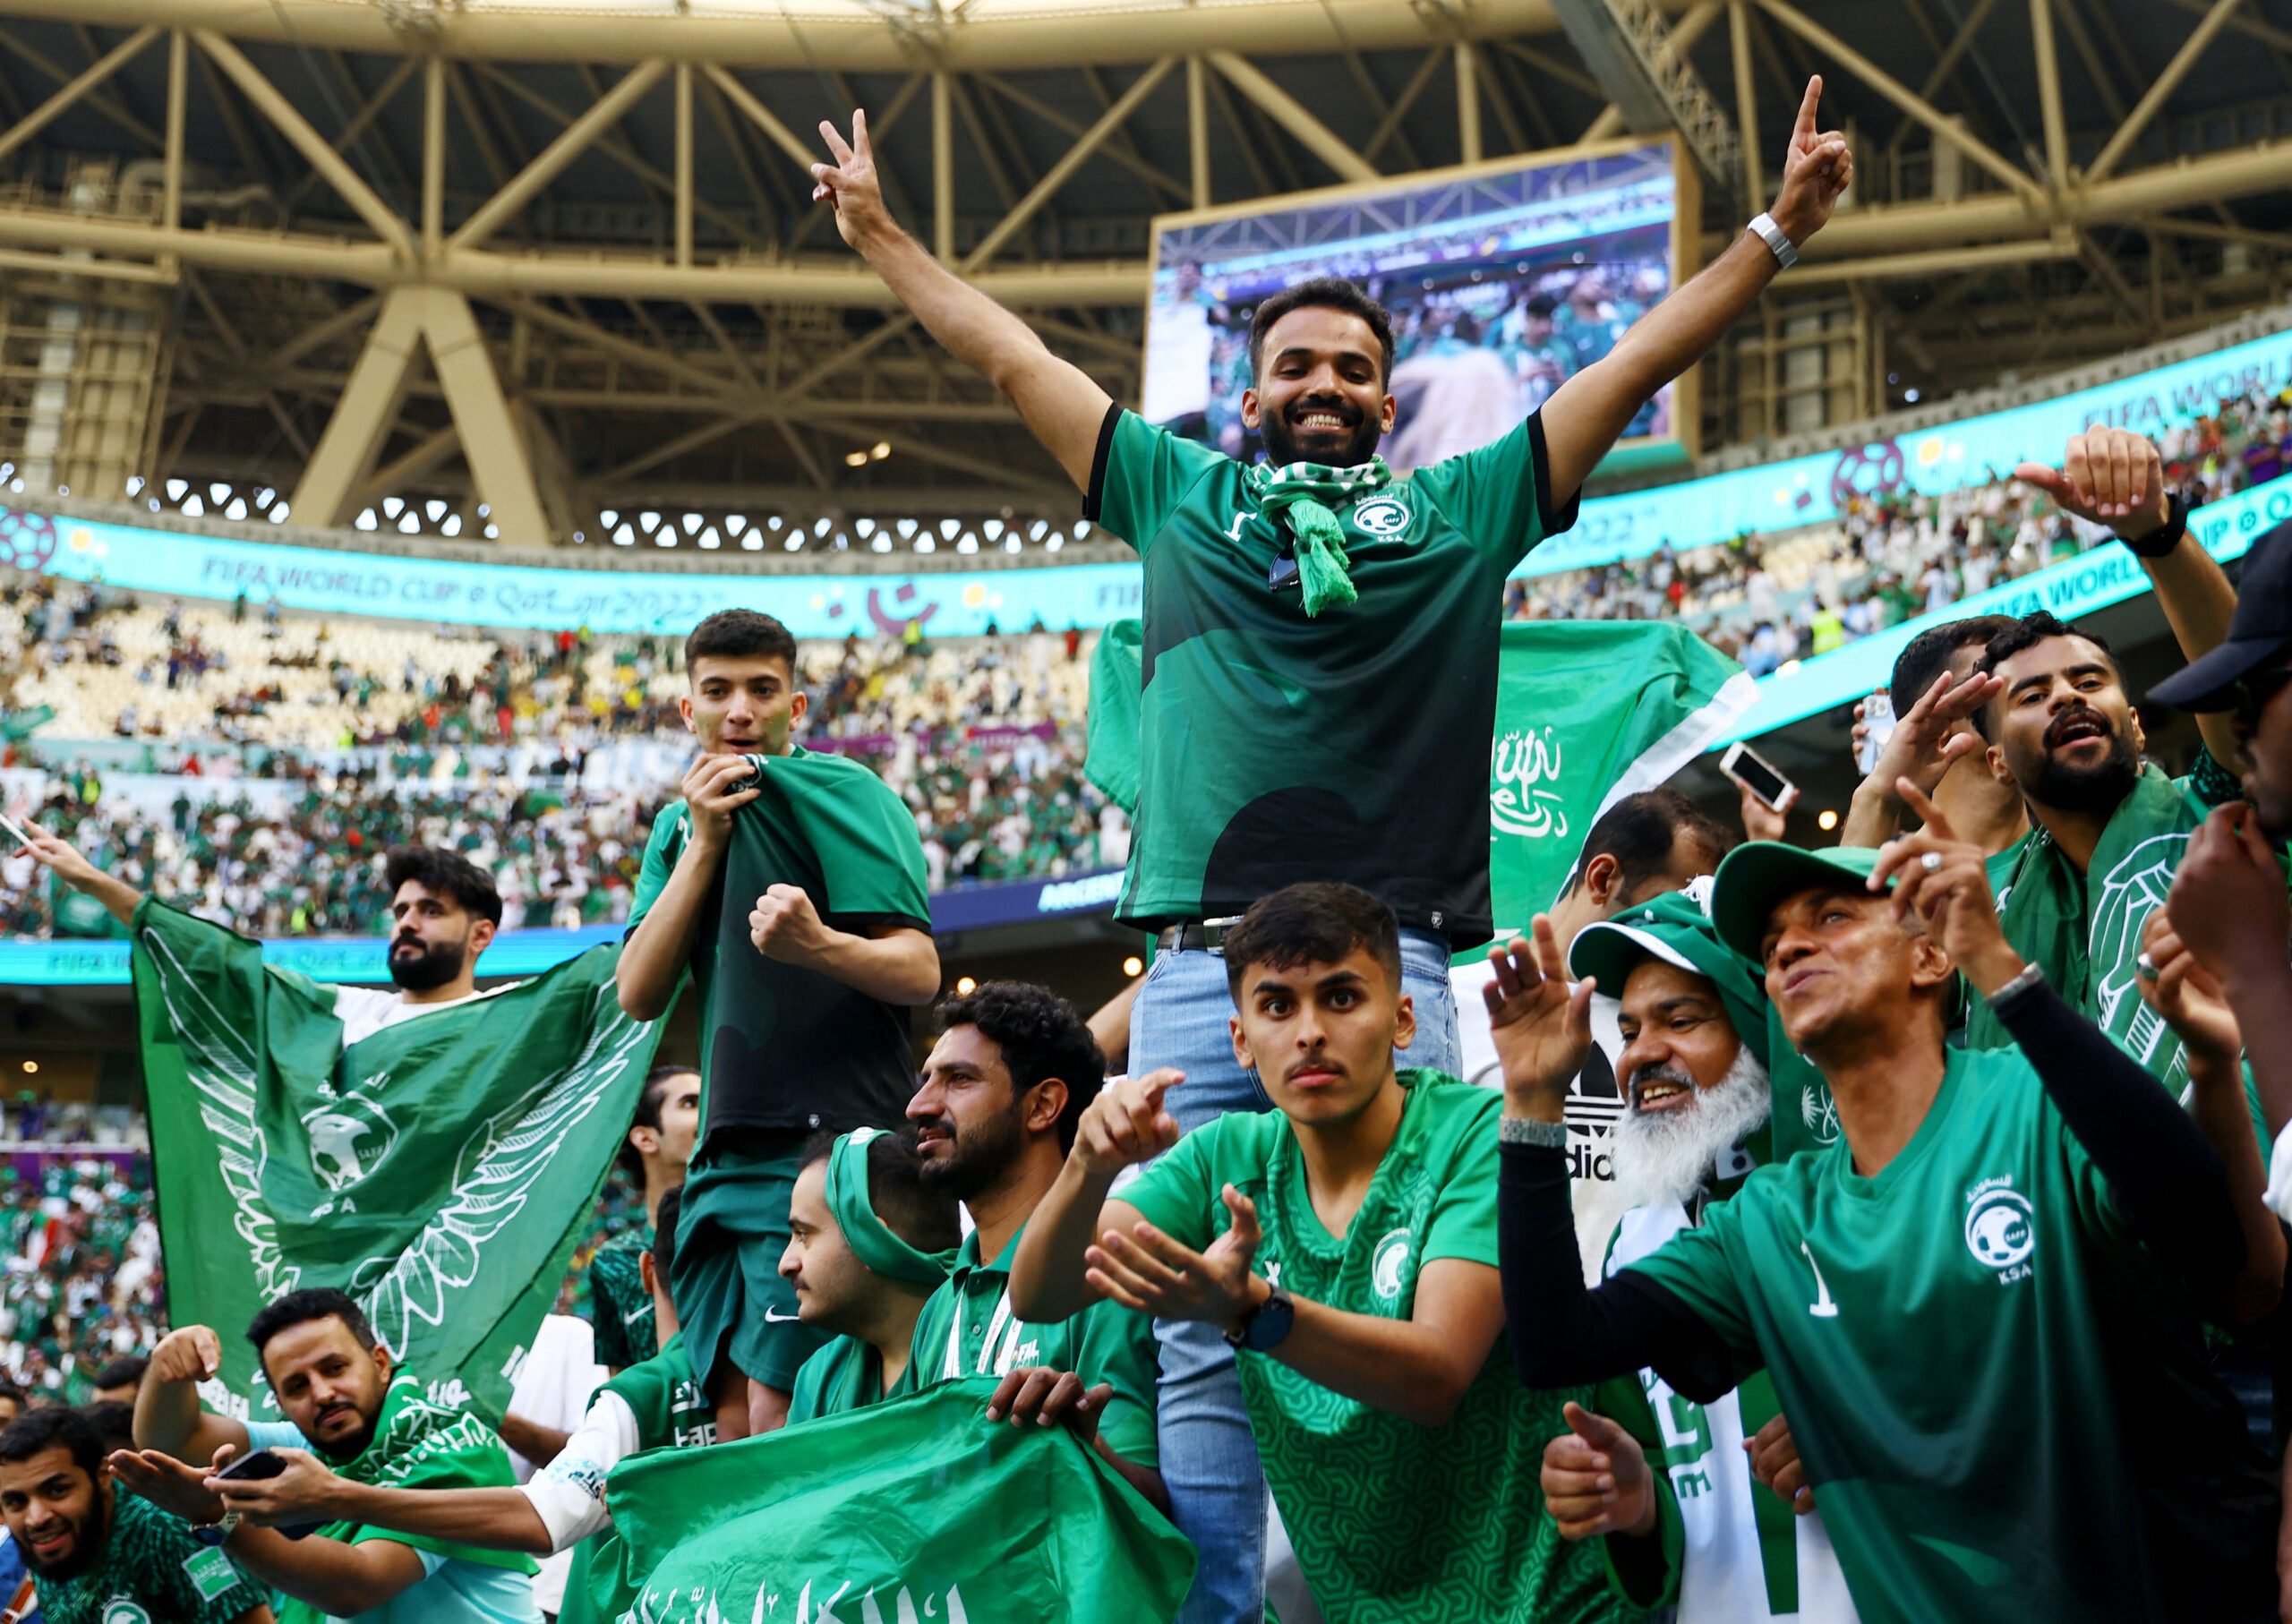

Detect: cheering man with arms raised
[816,73,1851,1624]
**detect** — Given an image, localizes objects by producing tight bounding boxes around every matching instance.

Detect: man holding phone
[114,1289,540,1624]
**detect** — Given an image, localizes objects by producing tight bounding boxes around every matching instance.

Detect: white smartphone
[1719,743,1795,813]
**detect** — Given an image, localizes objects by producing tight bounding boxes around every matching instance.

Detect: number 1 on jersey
[1801,1241,1840,1319]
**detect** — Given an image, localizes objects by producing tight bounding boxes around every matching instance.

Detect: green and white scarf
[277,1369,535,1624]
[1241,457,1393,617]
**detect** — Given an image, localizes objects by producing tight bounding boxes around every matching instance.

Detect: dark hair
[246,1287,378,1365]
[1972,611,2120,739]
[1248,278,1396,389]
[649,1184,685,1284]
[382,847,503,927]
[936,982,1107,1152]
[618,1064,698,1180]
[1220,881,1402,1001]
[799,1129,963,1255]
[1524,292,1559,321]
[76,1402,135,1456]
[684,610,798,677]
[89,1355,145,1394]
[1890,614,2020,718]
[0,1406,103,1483]
[0,1384,30,1414]
[1561,790,1732,899]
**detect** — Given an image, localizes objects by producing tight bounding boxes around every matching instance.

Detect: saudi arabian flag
[590,1378,1196,1624]
[133,899,662,1424]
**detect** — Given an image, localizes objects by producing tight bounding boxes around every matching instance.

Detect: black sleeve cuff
[1524,411,1581,539]
[1082,402,1122,523]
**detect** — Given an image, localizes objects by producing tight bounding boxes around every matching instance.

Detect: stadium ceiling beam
[450,61,669,251]
[2082,0,2244,184]
[278,54,420,216]
[1877,0,2006,159]
[1750,0,2048,208]
[0,22,157,167]
[2028,0,2067,192]
[1206,52,1380,183]
[962,59,1176,269]
[1552,0,1740,189]
[1572,0,1721,145]
[0,21,158,148]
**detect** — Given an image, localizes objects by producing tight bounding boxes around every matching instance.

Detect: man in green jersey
[0,1407,271,1624]
[781,1128,962,1421]
[586,1065,699,1374]
[902,982,1168,1513]
[1961,425,2263,1091]
[614,609,938,1441]
[1495,785,2281,1623]
[1011,882,1618,1622]
[812,77,1852,1615]
[1545,890,1855,1621]
[112,1288,543,1623]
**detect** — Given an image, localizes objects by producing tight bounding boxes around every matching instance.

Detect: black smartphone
[213,1449,287,1482]
[1719,743,1795,813]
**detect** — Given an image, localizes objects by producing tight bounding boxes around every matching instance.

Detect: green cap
[1569,887,1774,1066]
[1708,842,1886,966]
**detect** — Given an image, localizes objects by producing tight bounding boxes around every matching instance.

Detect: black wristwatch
[2121,491,2189,560]
[1224,1282,1296,1352]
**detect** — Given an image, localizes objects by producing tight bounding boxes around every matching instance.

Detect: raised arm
[133,1326,251,1465]
[1541,78,1850,507]
[1839,671,2004,849]
[616,755,760,1020]
[1008,1069,1186,1323]
[2014,426,2244,768]
[16,821,143,927]
[2165,806,2292,1140]
[814,111,1113,491]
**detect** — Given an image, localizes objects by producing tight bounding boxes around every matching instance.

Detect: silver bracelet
[1748,212,1798,270]
[1499,1115,1569,1149]
[1983,961,2045,1006]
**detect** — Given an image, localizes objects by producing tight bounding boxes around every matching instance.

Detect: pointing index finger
[1894,776,1957,843]
[1793,76,1822,142]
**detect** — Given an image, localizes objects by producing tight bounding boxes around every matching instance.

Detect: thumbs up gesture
[1542,1400,1657,1540]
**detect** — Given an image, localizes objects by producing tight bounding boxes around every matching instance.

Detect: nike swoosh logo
[763,1308,802,1323]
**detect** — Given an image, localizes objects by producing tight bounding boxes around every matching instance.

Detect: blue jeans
[1133,929,1460,1624]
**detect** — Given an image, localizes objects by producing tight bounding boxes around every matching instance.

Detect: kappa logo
[1371,1228,1412,1301]
[1352,494,1411,536]
[303,1089,398,1196]
[1964,1179,2036,1280]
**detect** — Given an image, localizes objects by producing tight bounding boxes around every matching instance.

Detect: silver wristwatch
[1748,212,1798,270]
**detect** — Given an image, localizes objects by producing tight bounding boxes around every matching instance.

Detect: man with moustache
[1541,889,1857,1621]
[1960,426,2261,1091]
[0,1406,271,1624]
[14,837,513,1035]
[811,78,1854,1617]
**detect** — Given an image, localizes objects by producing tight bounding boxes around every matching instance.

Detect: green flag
[133,900,662,1424]
[1479,620,1756,941]
[590,1378,1195,1624]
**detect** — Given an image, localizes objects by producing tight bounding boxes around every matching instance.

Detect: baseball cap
[1708,842,1886,966]
[1568,888,1773,1065]
[2147,518,2292,711]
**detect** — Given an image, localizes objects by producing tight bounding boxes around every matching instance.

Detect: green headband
[825,1128,958,1287]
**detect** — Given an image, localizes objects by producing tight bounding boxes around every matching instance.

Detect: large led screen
[1142,140,1690,472]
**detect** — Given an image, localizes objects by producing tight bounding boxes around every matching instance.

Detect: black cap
[2147,518,2292,712]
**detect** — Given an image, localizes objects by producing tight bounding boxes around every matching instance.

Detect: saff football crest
[1351,493,1411,536]
[303,1087,398,1197]
[1371,1228,1413,1301]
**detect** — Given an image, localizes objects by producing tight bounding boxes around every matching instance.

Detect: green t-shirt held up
[629,748,930,1141]
[1122,1070,1619,1623]
[1623,1045,2275,1624]
[1085,407,1577,945]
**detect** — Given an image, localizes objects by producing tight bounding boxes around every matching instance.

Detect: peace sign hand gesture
[1770,77,1853,245]
[1486,915,1596,1120]
[1864,780,2024,996]
[812,110,893,252]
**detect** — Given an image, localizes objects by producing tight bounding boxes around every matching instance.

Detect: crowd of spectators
[1503,383,2292,673]
[0,1157,162,1400]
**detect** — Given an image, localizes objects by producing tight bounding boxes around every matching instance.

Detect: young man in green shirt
[903,982,1168,1513]
[1495,787,2281,1624]
[586,1065,700,1374]
[0,1406,272,1624]
[614,609,938,1441]
[813,79,1852,1618]
[1010,883,1617,1622]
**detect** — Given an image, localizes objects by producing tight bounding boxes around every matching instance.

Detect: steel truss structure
[0,0,2287,549]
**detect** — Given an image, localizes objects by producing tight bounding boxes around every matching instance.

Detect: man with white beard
[1538,888,1858,1623]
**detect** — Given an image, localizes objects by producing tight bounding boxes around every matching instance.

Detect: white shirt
[523,1389,644,1551]
[329,983,514,1048]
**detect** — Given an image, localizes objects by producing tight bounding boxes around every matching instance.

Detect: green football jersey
[1086,408,1573,945]
[1122,1069,1621,1623]
[36,1492,265,1624]
[787,1333,898,1423]
[1623,1045,2275,1624]
[597,1331,716,1452]
[629,748,929,1140]
[584,1226,653,1371]
[906,1222,1160,1468]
